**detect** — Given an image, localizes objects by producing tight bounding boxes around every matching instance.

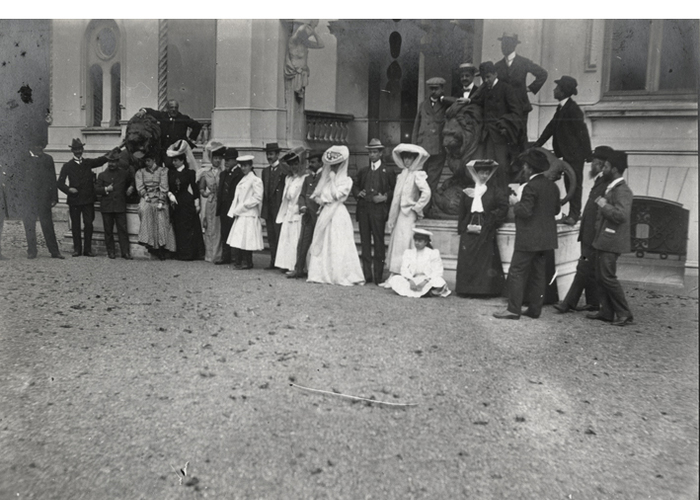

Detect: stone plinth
[415,219,580,297]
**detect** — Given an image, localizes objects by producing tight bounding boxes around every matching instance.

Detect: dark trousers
[294,216,316,274]
[596,250,632,320]
[237,249,253,267]
[69,203,95,254]
[423,154,445,213]
[357,205,388,283]
[220,215,234,263]
[265,217,282,266]
[563,157,584,220]
[23,206,61,257]
[506,250,547,317]
[562,242,600,309]
[101,212,130,256]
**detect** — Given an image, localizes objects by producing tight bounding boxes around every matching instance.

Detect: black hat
[554,75,578,96]
[479,61,497,76]
[308,150,323,161]
[498,32,520,44]
[264,142,281,153]
[590,145,615,163]
[211,146,227,158]
[105,147,122,162]
[519,149,550,173]
[609,151,628,173]
[70,138,86,150]
[223,148,239,160]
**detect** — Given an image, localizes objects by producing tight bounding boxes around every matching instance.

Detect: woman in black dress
[455,160,509,296]
[166,141,205,261]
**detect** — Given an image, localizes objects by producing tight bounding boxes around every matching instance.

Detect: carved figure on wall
[284,20,325,101]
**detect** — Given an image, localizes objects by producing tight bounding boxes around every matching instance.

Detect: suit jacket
[261,162,288,221]
[471,80,522,145]
[578,175,609,246]
[593,180,633,254]
[95,167,134,213]
[297,170,322,225]
[57,155,109,205]
[216,167,244,217]
[352,161,396,221]
[495,54,548,114]
[534,99,592,164]
[443,85,479,106]
[25,152,59,211]
[412,98,450,156]
[513,174,560,252]
[144,108,203,150]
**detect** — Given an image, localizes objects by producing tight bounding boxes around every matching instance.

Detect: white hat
[237,155,255,163]
[413,228,433,237]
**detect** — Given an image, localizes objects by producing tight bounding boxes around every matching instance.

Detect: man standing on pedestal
[534,76,592,226]
[261,143,288,269]
[353,138,395,284]
[215,147,243,266]
[494,149,560,320]
[57,139,112,257]
[138,100,203,165]
[495,32,548,151]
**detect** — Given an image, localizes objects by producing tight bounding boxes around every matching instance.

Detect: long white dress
[274,174,306,271]
[307,146,365,286]
[385,144,432,276]
[387,247,451,298]
[226,171,264,251]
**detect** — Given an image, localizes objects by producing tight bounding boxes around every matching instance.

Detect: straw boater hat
[498,32,520,44]
[458,63,478,75]
[237,155,255,164]
[413,228,433,238]
[365,138,384,150]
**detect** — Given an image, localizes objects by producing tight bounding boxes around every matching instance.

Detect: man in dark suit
[495,32,548,150]
[534,76,592,225]
[352,138,396,284]
[261,142,288,269]
[215,147,243,265]
[95,151,135,259]
[22,145,64,259]
[288,150,324,279]
[494,149,560,320]
[589,151,634,326]
[554,146,615,314]
[412,77,450,215]
[138,100,203,164]
[57,139,112,257]
[469,61,523,188]
[444,63,480,104]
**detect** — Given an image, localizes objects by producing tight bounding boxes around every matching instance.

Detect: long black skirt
[171,192,205,261]
[455,227,505,296]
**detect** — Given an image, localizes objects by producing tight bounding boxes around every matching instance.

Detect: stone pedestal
[415,219,580,297]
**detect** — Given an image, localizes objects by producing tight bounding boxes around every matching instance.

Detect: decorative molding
[586,100,698,120]
[158,19,168,111]
[584,19,601,73]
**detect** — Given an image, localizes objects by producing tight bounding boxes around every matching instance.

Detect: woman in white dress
[307,145,365,286]
[387,228,451,298]
[275,148,307,272]
[226,155,264,269]
[382,144,431,284]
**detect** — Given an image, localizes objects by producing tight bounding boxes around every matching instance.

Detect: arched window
[85,20,122,127]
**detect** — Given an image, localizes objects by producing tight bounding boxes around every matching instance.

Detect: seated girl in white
[386,228,451,298]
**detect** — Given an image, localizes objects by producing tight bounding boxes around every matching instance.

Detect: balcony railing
[305,111,355,144]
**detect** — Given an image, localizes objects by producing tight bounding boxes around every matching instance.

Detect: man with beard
[138,100,203,165]
[589,150,634,326]
[215,147,243,266]
[553,146,614,314]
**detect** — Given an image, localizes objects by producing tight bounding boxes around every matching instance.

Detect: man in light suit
[534,76,592,225]
[352,138,396,284]
[494,149,560,320]
[495,32,548,150]
[588,150,634,326]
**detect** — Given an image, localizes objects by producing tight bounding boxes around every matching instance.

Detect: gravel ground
[1,220,698,500]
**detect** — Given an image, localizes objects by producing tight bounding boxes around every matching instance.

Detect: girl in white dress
[387,228,451,298]
[275,149,307,272]
[382,144,431,285]
[307,145,365,286]
[226,155,264,269]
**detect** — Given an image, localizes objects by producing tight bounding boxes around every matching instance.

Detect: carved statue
[430,102,483,218]
[284,20,325,100]
[123,113,162,163]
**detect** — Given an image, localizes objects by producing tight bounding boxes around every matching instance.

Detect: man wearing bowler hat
[215,147,243,265]
[495,32,548,150]
[534,75,592,226]
[494,148,560,320]
[261,142,289,269]
[57,139,113,257]
[412,77,450,216]
[352,138,395,284]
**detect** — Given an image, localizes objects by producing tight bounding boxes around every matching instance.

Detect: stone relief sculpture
[284,20,325,101]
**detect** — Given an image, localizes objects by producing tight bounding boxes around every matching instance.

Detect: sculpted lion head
[125,113,161,163]
[442,102,482,175]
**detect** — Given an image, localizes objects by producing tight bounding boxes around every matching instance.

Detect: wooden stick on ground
[290,383,418,407]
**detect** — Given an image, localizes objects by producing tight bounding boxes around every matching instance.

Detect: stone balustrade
[305,111,354,144]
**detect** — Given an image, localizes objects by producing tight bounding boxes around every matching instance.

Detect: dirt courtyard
[1,221,698,499]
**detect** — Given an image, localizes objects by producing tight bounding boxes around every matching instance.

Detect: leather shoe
[72,252,82,257]
[553,302,572,314]
[27,254,37,259]
[214,260,230,265]
[51,254,65,260]
[575,304,600,312]
[493,310,520,320]
[523,309,540,319]
[557,216,577,226]
[612,315,634,326]
[264,265,277,270]
[586,312,613,322]
[108,253,116,259]
[122,254,133,260]
[83,251,95,257]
